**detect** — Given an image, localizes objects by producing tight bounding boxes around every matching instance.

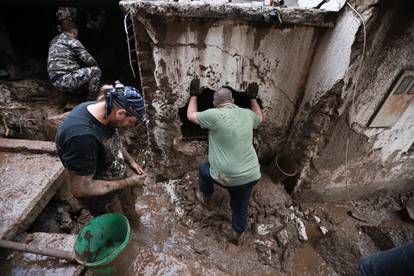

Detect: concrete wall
[131,13,319,178]
[292,0,414,201]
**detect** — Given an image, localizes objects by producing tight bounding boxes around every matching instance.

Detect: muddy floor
[1,79,414,275]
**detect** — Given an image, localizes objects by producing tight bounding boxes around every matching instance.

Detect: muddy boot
[225,228,245,246]
[196,189,213,210]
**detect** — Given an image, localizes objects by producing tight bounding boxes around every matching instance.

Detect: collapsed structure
[0,0,414,274]
[120,0,414,202]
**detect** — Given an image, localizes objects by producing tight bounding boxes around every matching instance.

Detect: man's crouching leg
[87,66,101,97]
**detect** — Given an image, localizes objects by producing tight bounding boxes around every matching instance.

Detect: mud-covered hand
[125,173,147,187]
[130,161,145,175]
[244,83,259,100]
[189,77,201,96]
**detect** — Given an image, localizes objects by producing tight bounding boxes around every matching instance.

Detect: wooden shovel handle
[0,239,76,262]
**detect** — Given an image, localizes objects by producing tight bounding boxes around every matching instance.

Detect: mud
[0,80,65,141]
[2,80,414,275]
[118,178,414,276]
[3,147,414,275]
[122,174,319,275]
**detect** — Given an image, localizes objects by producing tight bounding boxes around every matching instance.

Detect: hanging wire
[344,1,367,207]
[124,13,137,79]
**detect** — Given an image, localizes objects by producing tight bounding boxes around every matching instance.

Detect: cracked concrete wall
[292,0,414,202]
[131,14,320,178]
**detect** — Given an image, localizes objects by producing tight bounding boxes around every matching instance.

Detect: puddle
[289,244,336,276]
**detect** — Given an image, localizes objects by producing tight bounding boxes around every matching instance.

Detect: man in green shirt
[187,83,263,245]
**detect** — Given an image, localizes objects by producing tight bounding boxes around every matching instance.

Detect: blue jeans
[198,162,258,235]
[358,242,414,276]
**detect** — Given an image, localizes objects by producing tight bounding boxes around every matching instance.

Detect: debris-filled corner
[0,0,413,275]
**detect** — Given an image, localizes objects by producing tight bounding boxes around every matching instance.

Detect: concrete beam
[0,138,57,155]
[0,151,64,240]
[120,0,337,28]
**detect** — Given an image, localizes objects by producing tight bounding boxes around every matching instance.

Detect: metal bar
[0,0,119,6]
[0,240,76,262]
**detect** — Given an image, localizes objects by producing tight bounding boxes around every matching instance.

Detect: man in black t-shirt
[56,81,149,215]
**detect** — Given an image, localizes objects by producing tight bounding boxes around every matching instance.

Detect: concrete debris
[402,198,414,221]
[57,206,73,231]
[255,223,274,236]
[255,239,275,263]
[289,213,308,241]
[298,0,325,8]
[0,145,64,240]
[320,0,346,11]
[120,0,338,28]
[319,226,329,235]
[162,179,186,217]
[276,229,289,247]
[313,215,321,224]
[255,239,266,247]
[0,138,58,155]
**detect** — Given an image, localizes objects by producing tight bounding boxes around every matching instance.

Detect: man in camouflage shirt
[47,20,101,99]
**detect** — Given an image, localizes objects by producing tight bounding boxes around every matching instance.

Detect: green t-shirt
[197,104,261,186]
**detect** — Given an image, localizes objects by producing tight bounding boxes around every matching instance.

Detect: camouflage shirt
[47,33,97,79]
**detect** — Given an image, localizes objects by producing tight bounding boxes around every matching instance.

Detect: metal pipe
[0,239,76,262]
[0,0,119,6]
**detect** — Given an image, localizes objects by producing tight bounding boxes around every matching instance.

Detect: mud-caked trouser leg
[78,190,119,217]
[198,162,215,197]
[52,66,101,96]
[357,242,414,276]
[227,180,258,235]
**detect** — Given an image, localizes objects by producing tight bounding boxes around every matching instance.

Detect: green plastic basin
[74,213,131,275]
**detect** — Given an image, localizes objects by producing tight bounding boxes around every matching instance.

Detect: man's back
[47,33,95,78]
[197,104,261,186]
[56,102,127,180]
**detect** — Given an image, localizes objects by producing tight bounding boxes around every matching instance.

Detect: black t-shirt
[55,101,127,180]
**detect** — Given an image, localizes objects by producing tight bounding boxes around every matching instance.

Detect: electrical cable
[344,1,367,208]
[124,13,137,79]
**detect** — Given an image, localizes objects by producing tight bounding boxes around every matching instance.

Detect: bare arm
[67,170,146,198]
[121,145,144,174]
[187,96,199,125]
[250,99,263,123]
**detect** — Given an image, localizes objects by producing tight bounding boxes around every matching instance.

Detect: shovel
[0,239,79,263]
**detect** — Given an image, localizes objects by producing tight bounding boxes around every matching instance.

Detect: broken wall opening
[178,86,262,140]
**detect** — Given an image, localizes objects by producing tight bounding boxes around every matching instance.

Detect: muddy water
[289,244,335,276]
[109,175,340,276]
[2,178,411,275]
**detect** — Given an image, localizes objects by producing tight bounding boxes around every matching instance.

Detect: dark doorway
[178,86,263,140]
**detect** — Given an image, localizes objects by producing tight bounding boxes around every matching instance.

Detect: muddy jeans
[198,162,258,235]
[78,190,121,217]
[357,242,414,276]
[51,66,101,98]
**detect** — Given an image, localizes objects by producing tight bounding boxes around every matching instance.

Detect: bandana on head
[105,81,148,124]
